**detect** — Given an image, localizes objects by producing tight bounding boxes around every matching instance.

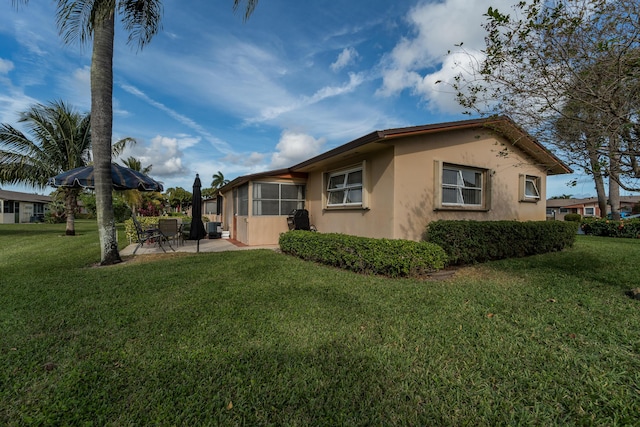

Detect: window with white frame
[523,175,541,200]
[253,183,305,216]
[584,207,595,216]
[326,167,363,207]
[441,165,484,206]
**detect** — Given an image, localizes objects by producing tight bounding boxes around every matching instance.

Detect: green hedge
[423,220,577,265]
[581,218,640,238]
[279,231,448,278]
[564,213,582,222]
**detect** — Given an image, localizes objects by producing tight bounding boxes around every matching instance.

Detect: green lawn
[1,220,639,425]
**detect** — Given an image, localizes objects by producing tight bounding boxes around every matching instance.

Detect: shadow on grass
[0,224,69,237]
[485,243,631,292]
[104,340,425,426]
[0,225,78,237]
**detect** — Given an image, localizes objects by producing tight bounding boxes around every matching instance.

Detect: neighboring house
[184,195,223,222]
[0,189,52,224]
[219,116,572,246]
[202,195,223,221]
[619,196,640,213]
[546,196,640,220]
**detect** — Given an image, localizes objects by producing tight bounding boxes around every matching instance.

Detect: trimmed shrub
[564,213,582,222]
[279,231,448,278]
[581,217,640,238]
[423,220,577,265]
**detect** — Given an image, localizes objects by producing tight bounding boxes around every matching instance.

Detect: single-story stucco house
[0,188,52,224]
[217,116,572,246]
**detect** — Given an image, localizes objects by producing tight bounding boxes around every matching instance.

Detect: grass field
[1,220,639,425]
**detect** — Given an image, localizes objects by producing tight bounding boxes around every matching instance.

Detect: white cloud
[376,0,518,111]
[72,66,90,89]
[331,47,359,72]
[270,130,326,169]
[118,134,201,178]
[10,19,49,57]
[0,58,14,74]
[56,66,91,109]
[0,90,39,125]
[114,36,293,121]
[221,152,267,169]
[414,50,486,114]
[119,82,233,155]
[246,72,365,124]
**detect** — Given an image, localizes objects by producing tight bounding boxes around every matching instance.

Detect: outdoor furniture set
[131,216,183,254]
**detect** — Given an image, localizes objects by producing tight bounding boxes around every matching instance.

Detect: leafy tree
[165,187,192,212]
[12,0,261,264]
[79,190,97,217]
[554,98,609,216]
[444,0,640,219]
[0,100,90,235]
[201,187,218,199]
[45,197,66,224]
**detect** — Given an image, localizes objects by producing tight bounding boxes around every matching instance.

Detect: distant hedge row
[279,231,447,278]
[581,218,640,238]
[423,220,577,265]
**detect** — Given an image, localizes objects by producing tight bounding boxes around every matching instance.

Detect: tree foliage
[446,0,640,218]
[211,171,229,190]
[165,187,192,212]
[0,100,91,235]
[12,0,260,264]
[119,156,156,210]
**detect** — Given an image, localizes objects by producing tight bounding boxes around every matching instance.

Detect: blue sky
[0,0,594,197]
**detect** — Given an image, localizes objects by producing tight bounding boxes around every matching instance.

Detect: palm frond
[233,0,260,22]
[118,0,163,51]
[112,137,136,158]
[0,100,92,187]
[11,0,29,9]
[56,0,115,46]
[0,123,38,153]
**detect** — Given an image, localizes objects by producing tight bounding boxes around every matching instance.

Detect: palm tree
[0,100,91,235]
[122,156,152,175]
[120,156,154,211]
[211,171,230,191]
[12,0,261,264]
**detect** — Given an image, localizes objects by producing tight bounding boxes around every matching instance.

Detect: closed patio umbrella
[48,163,163,192]
[188,174,207,252]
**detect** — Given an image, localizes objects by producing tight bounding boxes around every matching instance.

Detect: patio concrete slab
[120,237,279,256]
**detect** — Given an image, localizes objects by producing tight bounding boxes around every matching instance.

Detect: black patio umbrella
[188,173,207,252]
[48,163,163,192]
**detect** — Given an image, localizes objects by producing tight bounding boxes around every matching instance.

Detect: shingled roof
[0,189,52,204]
[219,116,572,193]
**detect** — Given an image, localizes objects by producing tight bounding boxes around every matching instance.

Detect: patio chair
[131,214,174,254]
[158,218,182,247]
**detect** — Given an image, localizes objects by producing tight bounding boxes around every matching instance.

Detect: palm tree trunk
[91,9,121,265]
[64,188,79,236]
